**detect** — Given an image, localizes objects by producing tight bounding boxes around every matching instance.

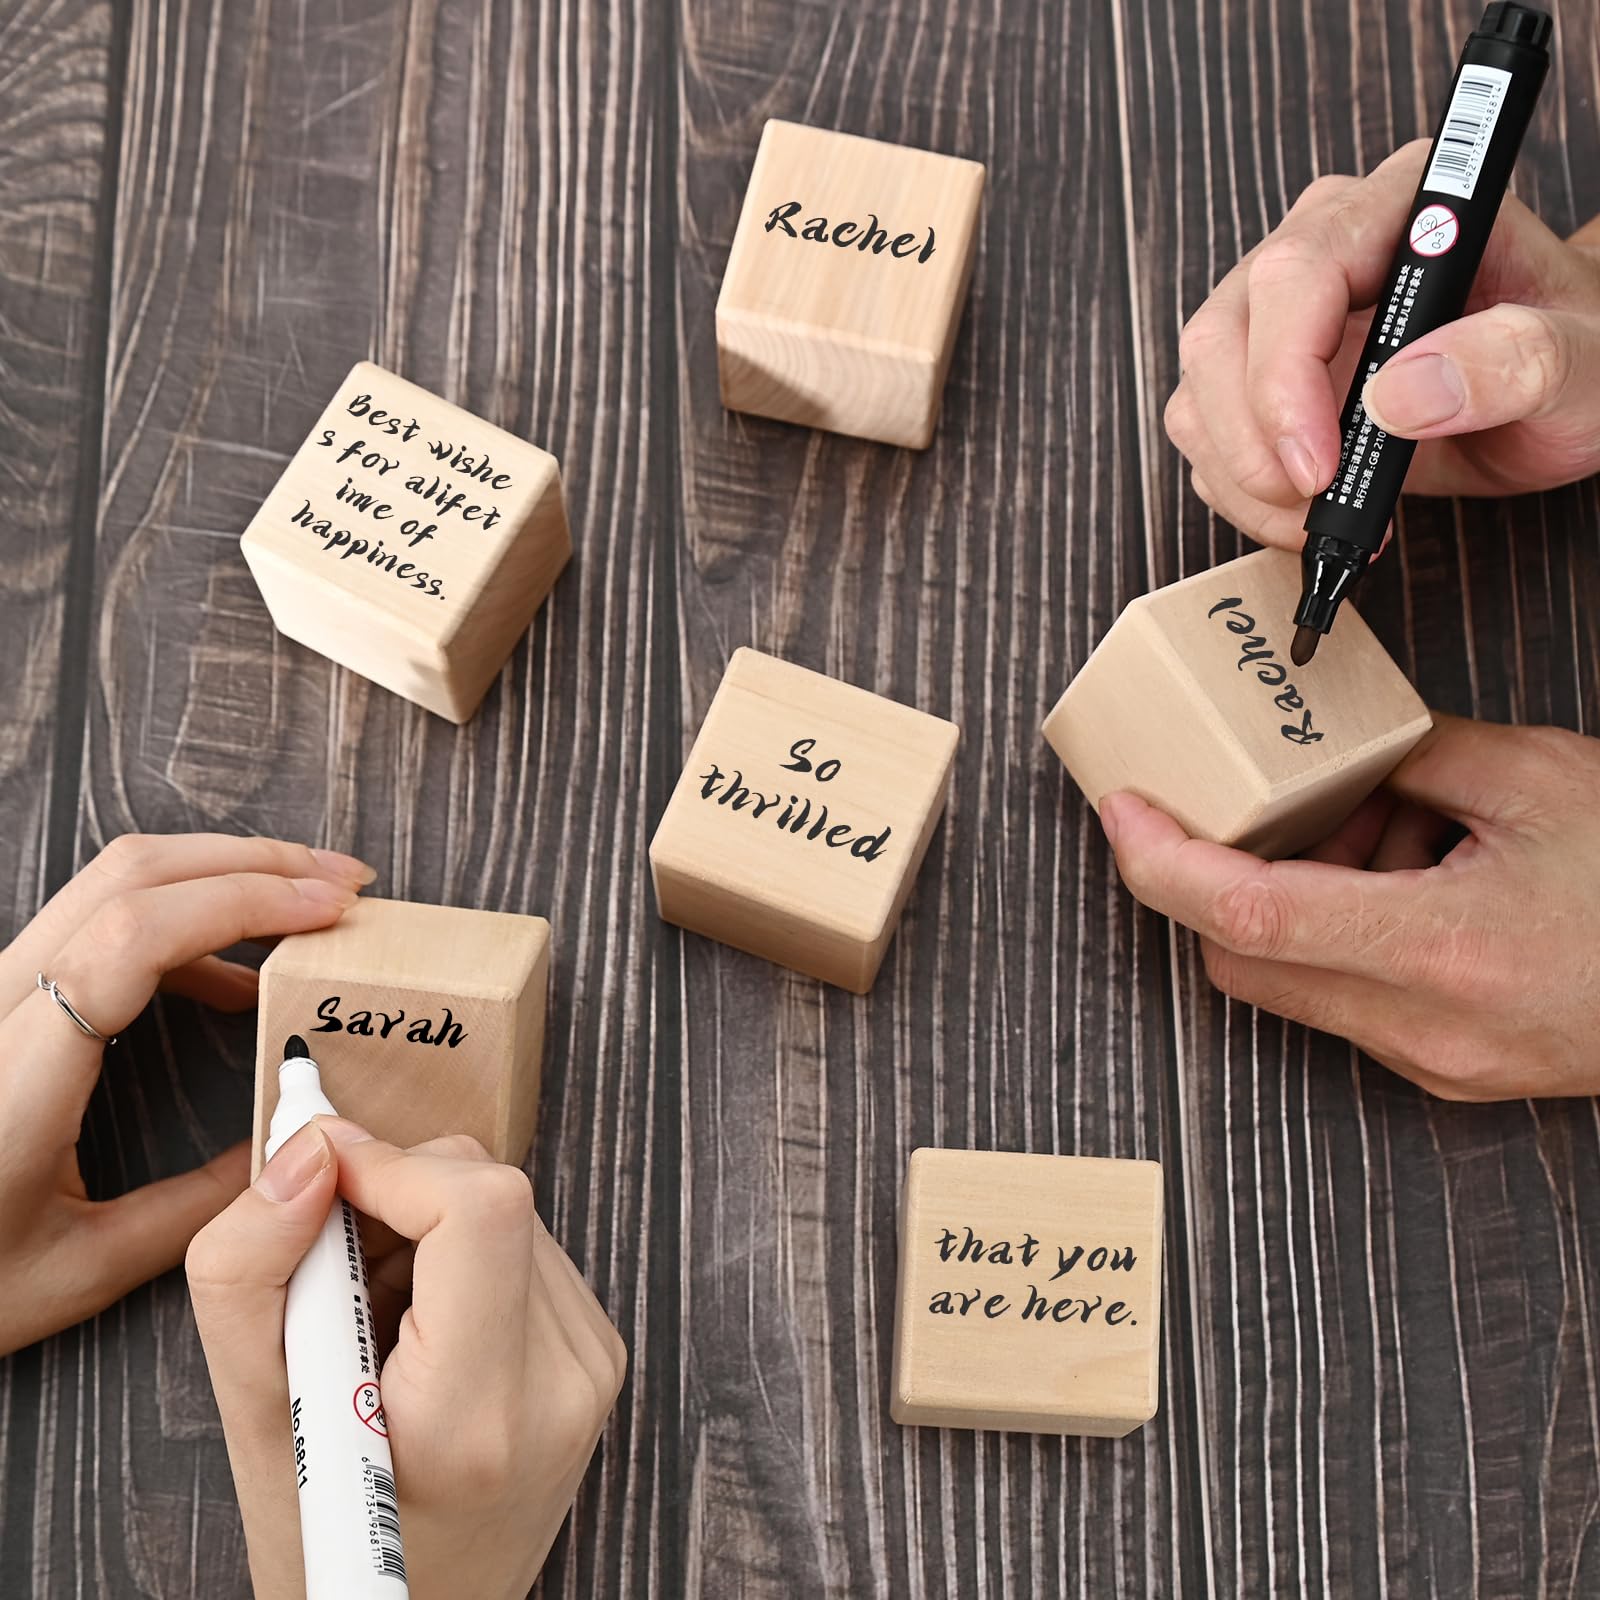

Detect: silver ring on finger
[36,972,118,1046]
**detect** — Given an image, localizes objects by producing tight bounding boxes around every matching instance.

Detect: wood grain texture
[0,0,1595,1596]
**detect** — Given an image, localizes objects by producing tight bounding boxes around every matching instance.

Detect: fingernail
[255,1123,330,1202]
[1364,354,1465,433]
[1098,792,1131,850]
[314,1116,375,1148]
[1275,436,1320,498]
[310,847,378,886]
[293,877,359,909]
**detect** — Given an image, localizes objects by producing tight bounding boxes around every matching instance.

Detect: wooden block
[250,897,550,1177]
[1042,548,1432,858]
[891,1148,1164,1437]
[241,361,571,723]
[649,648,958,993]
[716,120,985,449]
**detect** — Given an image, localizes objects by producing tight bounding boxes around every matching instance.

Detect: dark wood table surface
[4,1,1599,1595]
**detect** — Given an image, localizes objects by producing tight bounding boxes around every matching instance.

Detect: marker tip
[283,1034,311,1060]
[1290,626,1321,667]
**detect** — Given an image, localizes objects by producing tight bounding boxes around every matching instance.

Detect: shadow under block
[648,648,959,993]
[891,1149,1164,1437]
[251,897,550,1178]
[1042,548,1433,858]
[716,120,985,449]
[241,361,572,723]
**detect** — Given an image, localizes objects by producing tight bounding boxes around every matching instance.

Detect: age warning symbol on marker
[1410,204,1459,257]
[353,1381,389,1437]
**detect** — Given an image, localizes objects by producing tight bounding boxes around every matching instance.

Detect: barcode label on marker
[365,1461,407,1584]
[1423,65,1512,199]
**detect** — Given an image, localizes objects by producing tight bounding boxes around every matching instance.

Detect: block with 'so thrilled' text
[892,1148,1164,1437]
[649,648,959,992]
[241,361,571,723]
[251,897,550,1177]
[717,120,985,449]
[1043,547,1432,858]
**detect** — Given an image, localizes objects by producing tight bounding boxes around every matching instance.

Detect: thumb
[1362,304,1594,438]
[184,1123,337,1402]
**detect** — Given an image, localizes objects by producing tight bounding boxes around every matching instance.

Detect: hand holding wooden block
[649,648,958,992]
[251,897,551,1175]
[892,1148,1164,1437]
[241,362,571,722]
[717,120,985,449]
[1043,548,1432,858]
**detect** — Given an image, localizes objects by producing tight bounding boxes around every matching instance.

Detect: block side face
[1145,547,1425,800]
[1043,607,1265,845]
[241,362,563,713]
[719,121,983,360]
[498,934,550,1168]
[895,1149,1163,1435]
[650,651,956,965]
[254,964,521,1171]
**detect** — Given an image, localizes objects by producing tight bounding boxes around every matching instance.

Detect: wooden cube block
[649,648,958,992]
[891,1148,1164,1437]
[250,897,550,1176]
[1043,548,1432,858]
[716,120,985,449]
[241,361,571,723]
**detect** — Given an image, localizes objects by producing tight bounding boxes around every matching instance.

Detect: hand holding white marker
[264,1037,407,1597]
[189,1113,625,1599]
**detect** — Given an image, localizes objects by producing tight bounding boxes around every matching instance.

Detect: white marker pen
[266,1035,408,1597]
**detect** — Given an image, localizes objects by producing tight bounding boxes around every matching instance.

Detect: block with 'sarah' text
[892,1148,1164,1437]
[241,361,571,723]
[717,120,985,449]
[1042,547,1432,858]
[251,896,550,1176]
[649,648,958,992]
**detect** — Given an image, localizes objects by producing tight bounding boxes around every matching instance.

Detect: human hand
[187,1120,626,1600]
[1096,715,1600,1101]
[0,833,371,1356]
[1164,139,1600,548]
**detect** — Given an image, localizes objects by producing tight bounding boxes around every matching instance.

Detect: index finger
[1098,790,1435,982]
[317,1122,535,1383]
[1245,140,1431,492]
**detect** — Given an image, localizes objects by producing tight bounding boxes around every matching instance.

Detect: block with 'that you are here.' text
[241,361,571,723]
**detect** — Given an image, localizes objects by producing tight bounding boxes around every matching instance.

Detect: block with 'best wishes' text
[241,361,571,722]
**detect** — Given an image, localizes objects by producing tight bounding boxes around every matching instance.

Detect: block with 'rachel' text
[241,361,571,722]
[717,119,985,449]
[892,1148,1164,1437]
[1042,547,1432,858]
[251,896,550,1176]
[649,648,958,992]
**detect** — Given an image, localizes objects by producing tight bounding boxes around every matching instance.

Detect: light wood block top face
[241,361,572,723]
[1042,548,1432,858]
[716,120,985,449]
[251,896,550,1176]
[649,648,959,992]
[891,1149,1164,1437]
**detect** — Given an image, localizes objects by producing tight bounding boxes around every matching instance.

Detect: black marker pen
[1290,2,1552,665]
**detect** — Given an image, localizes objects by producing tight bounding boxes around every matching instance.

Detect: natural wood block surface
[892,1148,1164,1437]
[250,896,551,1176]
[716,120,985,449]
[649,648,958,992]
[241,361,572,723]
[1042,548,1433,858]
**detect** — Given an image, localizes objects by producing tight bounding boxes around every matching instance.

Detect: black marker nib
[1290,626,1321,667]
[284,1034,311,1060]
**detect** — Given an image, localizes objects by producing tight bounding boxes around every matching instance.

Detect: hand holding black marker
[1291,2,1552,661]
